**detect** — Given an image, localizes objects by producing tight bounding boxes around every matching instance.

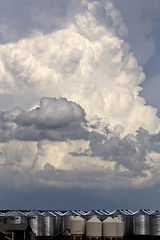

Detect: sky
[0,0,160,211]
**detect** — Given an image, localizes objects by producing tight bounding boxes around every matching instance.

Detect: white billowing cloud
[0,96,159,191]
[0,0,160,192]
[0,0,159,136]
[1,128,160,190]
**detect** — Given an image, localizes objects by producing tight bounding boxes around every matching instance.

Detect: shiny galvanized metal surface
[150,210,160,236]
[27,210,43,236]
[52,211,63,234]
[85,210,103,221]
[110,209,132,236]
[7,211,27,224]
[42,212,55,236]
[62,211,79,236]
[133,210,150,235]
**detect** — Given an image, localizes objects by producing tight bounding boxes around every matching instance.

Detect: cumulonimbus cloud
[0,0,160,193]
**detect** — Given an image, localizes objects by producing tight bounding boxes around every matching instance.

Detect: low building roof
[0,222,31,235]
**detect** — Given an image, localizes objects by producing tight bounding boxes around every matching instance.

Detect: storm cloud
[0,0,160,209]
[0,97,88,142]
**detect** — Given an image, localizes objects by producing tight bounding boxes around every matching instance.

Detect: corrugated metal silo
[27,210,43,236]
[99,210,109,221]
[103,210,111,215]
[110,209,132,236]
[86,216,102,238]
[7,211,27,224]
[42,211,55,236]
[51,211,63,235]
[103,217,117,238]
[77,210,86,216]
[3,211,13,224]
[85,210,103,221]
[133,209,150,235]
[150,210,160,236]
[62,211,79,236]
[0,213,4,222]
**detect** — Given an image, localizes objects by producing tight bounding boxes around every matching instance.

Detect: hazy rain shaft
[0,0,160,206]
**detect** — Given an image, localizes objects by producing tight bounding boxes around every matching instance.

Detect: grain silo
[114,217,124,239]
[0,212,4,222]
[85,210,103,221]
[27,210,43,236]
[133,209,150,236]
[86,216,102,239]
[52,211,63,235]
[70,215,86,239]
[42,211,55,236]
[76,210,86,217]
[99,210,109,221]
[150,210,160,236]
[3,211,13,224]
[103,217,117,239]
[110,209,132,236]
[7,211,27,224]
[62,211,79,236]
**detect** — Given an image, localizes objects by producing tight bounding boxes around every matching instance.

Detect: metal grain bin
[62,211,78,236]
[103,210,111,215]
[150,210,160,236]
[3,211,13,223]
[27,210,43,236]
[85,210,103,221]
[76,210,86,217]
[110,209,132,235]
[133,209,150,235]
[0,213,4,222]
[103,217,117,238]
[86,216,102,238]
[98,210,109,221]
[51,211,63,235]
[70,216,86,236]
[42,211,55,236]
[7,211,27,224]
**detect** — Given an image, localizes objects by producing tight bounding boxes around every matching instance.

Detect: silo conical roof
[87,216,101,222]
[49,212,57,217]
[103,217,117,237]
[64,211,79,216]
[42,211,53,216]
[27,210,42,216]
[5,211,13,216]
[103,217,115,222]
[151,210,160,216]
[133,209,149,215]
[111,210,127,216]
[10,211,26,216]
[86,210,103,216]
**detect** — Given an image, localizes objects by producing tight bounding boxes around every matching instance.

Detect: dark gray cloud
[71,126,160,176]
[0,97,88,142]
[16,97,86,128]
